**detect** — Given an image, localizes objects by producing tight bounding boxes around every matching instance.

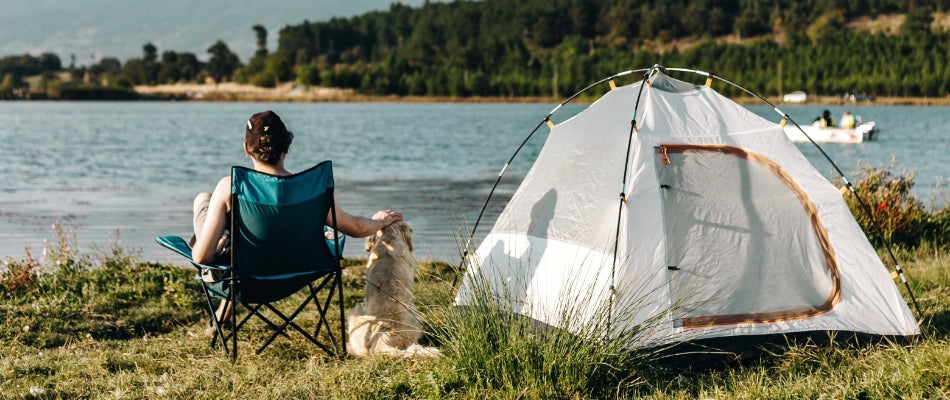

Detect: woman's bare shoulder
[210,176,231,200]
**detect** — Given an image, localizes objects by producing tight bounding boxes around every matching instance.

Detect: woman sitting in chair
[191,110,403,327]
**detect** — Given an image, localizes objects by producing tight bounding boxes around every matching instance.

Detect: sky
[0,0,436,65]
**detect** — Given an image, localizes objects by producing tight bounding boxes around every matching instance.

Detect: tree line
[3,0,950,100]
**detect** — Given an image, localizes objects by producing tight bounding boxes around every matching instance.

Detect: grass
[2,225,950,399]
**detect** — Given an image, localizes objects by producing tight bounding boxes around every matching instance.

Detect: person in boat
[839,110,859,129]
[814,109,835,128]
[191,110,403,332]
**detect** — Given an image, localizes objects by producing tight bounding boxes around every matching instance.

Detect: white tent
[455,68,919,345]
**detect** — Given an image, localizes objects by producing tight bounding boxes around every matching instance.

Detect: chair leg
[256,295,315,352]
[200,281,230,355]
[207,272,347,359]
[230,279,238,362]
[256,301,335,356]
[336,272,347,358]
[312,277,339,352]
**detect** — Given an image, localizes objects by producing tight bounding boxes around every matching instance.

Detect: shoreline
[133,82,950,106]
[133,82,560,104]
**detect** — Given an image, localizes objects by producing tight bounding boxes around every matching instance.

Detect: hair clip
[263,125,270,132]
[247,120,252,130]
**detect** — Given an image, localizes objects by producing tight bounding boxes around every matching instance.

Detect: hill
[6,1,950,101]
[0,0,438,64]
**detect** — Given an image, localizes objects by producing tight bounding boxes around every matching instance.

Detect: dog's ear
[401,223,414,252]
[365,230,380,252]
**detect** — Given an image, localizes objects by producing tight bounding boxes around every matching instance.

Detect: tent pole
[453,70,639,289]
[608,66,654,331]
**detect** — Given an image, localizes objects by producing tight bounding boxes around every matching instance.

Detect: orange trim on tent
[660,144,842,329]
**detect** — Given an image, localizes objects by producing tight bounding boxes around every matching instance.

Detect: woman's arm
[192,177,231,265]
[329,207,402,238]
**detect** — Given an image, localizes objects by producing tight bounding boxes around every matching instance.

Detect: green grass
[3,227,950,399]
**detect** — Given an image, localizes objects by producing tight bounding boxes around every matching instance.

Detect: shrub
[836,159,950,249]
[0,247,40,293]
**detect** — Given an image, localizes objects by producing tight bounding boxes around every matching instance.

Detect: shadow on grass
[652,330,920,373]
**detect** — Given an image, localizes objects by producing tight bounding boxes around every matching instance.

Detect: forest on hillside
[2,0,950,99]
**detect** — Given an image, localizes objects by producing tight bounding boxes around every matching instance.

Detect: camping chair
[157,161,347,359]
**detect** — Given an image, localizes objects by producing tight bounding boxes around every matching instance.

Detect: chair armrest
[156,236,230,270]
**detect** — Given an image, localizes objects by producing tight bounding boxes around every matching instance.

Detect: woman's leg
[193,192,212,238]
[193,192,233,333]
[193,192,229,253]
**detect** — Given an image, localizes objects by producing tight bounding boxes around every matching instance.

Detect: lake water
[1,101,948,264]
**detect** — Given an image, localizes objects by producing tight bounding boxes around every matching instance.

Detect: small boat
[783,91,807,103]
[784,121,877,144]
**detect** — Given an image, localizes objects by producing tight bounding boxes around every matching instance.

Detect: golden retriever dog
[347,221,438,357]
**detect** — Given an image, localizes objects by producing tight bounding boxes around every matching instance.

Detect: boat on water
[782,90,807,103]
[784,121,877,144]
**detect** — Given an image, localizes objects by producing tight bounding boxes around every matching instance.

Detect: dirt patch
[846,12,950,34]
[846,14,905,34]
[133,81,558,103]
[134,82,358,102]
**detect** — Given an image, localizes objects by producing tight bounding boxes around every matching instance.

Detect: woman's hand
[372,210,403,229]
[332,208,403,238]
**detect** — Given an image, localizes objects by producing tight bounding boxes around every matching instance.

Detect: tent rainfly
[455,67,920,345]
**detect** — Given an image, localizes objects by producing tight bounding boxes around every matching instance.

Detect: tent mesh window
[655,144,841,328]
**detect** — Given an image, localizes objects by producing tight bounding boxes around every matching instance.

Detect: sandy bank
[134,82,950,106]
[133,82,556,103]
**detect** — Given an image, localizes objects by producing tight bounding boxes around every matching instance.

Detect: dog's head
[365,221,414,253]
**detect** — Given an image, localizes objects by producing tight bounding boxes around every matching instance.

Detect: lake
[1,101,948,264]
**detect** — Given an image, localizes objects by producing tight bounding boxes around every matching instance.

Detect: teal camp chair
[157,161,347,359]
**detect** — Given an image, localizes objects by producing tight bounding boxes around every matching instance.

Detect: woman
[192,110,402,326]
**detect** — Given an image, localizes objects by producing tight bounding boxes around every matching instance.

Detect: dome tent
[455,67,919,346]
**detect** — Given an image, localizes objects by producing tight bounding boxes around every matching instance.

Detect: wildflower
[23,325,30,332]
[29,386,45,396]
[878,202,887,211]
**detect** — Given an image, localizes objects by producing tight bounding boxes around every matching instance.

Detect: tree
[253,25,268,58]
[158,51,181,83]
[901,7,934,37]
[143,43,158,63]
[295,62,320,85]
[176,53,202,82]
[206,40,242,83]
[38,53,62,71]
[121,59,147,85]
[142,43,160,84]
[0,73,15,99]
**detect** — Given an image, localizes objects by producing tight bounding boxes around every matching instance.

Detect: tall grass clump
[431,260,673,399]
[0,223,202,349]
[836,158,950,249]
